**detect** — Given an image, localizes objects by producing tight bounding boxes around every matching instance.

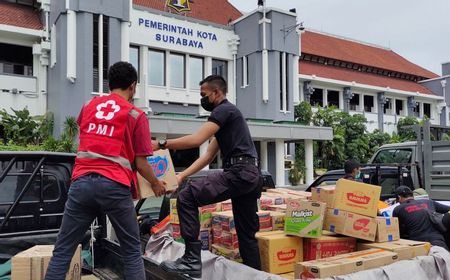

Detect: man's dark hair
[344,159,360,174]
[199,75,227,94]
[108,61,137,91]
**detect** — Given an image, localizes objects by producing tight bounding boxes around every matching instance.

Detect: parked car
[305,165,415,200]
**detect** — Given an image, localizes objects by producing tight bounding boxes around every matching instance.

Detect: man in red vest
[45,62,166,280]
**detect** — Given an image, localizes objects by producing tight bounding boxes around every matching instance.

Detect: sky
[229,0,450,76]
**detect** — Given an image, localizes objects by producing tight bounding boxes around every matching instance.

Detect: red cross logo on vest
[95,100,121,120]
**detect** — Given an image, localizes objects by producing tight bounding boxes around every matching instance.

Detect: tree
[294,101,313,125]
[367,129,391,154]
[397,116,419,141]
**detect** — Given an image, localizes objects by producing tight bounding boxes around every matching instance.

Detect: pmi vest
[76,94,142,186]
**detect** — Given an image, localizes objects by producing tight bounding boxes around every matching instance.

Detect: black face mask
[201,96,215,112]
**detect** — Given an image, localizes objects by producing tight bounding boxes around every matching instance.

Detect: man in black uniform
[393,185,450,250]
[155,75,261,278]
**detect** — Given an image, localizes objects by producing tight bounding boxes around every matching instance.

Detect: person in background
[45,62,166,280]
[343,159,361,181]
[393,185,450,250]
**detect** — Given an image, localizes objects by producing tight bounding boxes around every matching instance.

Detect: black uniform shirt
[208,99,257,163]
[393,199,450,243]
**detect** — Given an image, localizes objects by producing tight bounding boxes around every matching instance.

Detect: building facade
[299,31,446,134]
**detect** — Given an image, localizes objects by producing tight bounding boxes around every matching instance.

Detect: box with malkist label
[333,179,381,217]
[12,245,81,280]
[136,149,178,199]
[284,199,326,238]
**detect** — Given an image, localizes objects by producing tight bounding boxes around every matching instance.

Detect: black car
[306,165,415,200]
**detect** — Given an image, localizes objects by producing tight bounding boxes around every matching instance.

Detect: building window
[384,98,393,114]
[241,56,248,87]
[310,88,323,107]
[170,53,185,88]
[350,93,360,111]
[212,59,227,81]
[5,0,39,7]
[414,102,420,117]
[364,95,374,113]
[327,90,339,108]
[189,56,203,90]
[93,14,109,93]
[129,45,140,82]
[395,99,404,116]
[148,49,165,86]
[423,103,431,118]
[0,43,33,76]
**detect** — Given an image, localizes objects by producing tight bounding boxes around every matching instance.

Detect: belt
[225,156,258,167]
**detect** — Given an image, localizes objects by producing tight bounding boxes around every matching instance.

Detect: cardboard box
[170,199,220,228]
[357,239,431,260]
[343,212,377,241]
[267,211,285,231]
[169,198,179,224]
[12,245,81,280]
[136,149,178,198]
[211,244,242,263]
[294,248,398,279]
[311,186,336,207]
[219,230,239,249]
[258,211,273,231]
[333,179,381,217]
[212,211,235,232]
[257,232,303,274]
[259,195,285,210]
[375,217,400,242]
[323,208,346,234]
[279,272,295,279]
[221,200,233,211]
[285,199,326,238]
[267,204,287,213]
[199,228,211,251]
[303,235,356,261]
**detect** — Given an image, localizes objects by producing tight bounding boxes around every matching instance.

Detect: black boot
[160,241,202,278]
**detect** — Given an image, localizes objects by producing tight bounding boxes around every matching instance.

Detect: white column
[339,90,344,110]
[66,10,76,83]
[304,139,314,185]
[293,55,300,105]
[275,139,285,187]
[260,141,268,171]
[323,89,328,108]
[200,141,209,170]
[199,57,213,116]
[121,21,129,62]
[228,57,235,104]
[262,50,269,103]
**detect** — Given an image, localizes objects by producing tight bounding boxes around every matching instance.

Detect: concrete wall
[234,9,299,122]
[48,0,129,136]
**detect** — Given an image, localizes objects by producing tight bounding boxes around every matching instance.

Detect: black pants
[177,164,262,270]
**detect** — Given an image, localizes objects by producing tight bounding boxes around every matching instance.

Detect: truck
[368,120,450,200]
[0,151,276,279]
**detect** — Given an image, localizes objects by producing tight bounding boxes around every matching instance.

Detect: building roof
[301,30,438,79]
[300,61,434,95]
[0,2,42,30]
[133,0,242,26]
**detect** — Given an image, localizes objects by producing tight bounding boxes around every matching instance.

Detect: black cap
[395,185,413,196]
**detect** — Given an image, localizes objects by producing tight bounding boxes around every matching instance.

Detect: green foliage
[367,129,391,154]
[397,116,419,141]
[0,108,78,153]
[294,101,313,125]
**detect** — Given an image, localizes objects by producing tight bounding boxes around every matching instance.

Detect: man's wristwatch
[158,139,167,150]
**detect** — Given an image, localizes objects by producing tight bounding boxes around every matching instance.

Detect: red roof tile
[133,0,242,26]
[302,31,438,79]
[300,61,434,95]
[0,2,42,30]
